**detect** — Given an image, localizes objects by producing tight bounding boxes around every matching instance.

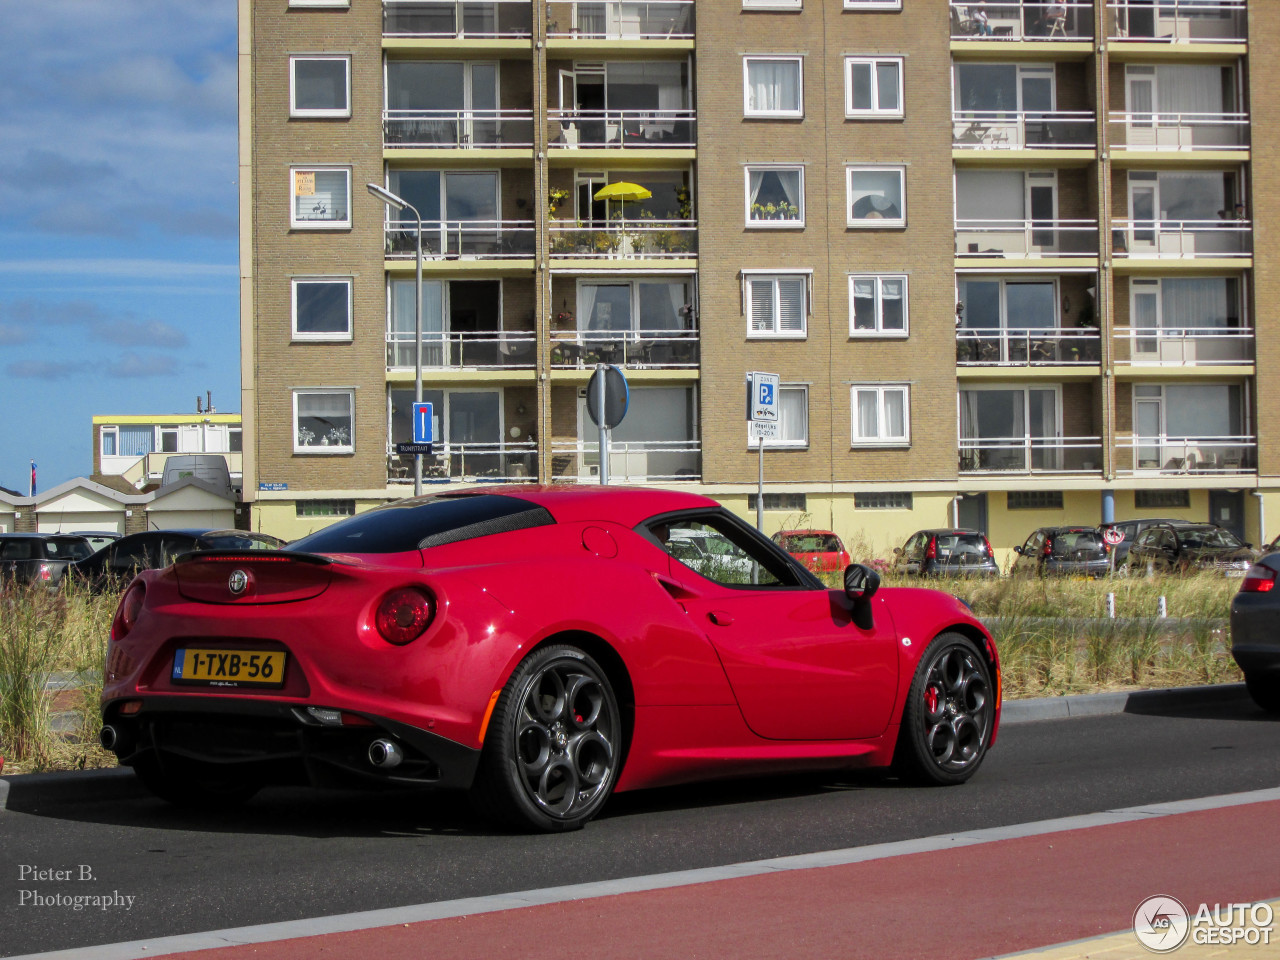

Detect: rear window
[44,538,94,561]
[934,534,988,559]
[783,534,841,553]
[1050,531,1104,557]
[1178,526,1242,549]
[287,494,554,554]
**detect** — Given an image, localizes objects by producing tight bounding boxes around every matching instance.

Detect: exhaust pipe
[367,739,403,769]
[100,725,127,753]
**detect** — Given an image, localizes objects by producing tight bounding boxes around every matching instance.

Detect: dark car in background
[69,529,287,592]
[1230,554,1280,713]
[1100,518,1181,568]
[0,533,95,589]
[1125,522,1255,576]
[893,529,1000,578]
[770,529,851,573]
[1011,526,1111,578]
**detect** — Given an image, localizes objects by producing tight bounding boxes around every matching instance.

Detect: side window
[642,513,807,588]
[111,541,150,570]
[907,533,925,560]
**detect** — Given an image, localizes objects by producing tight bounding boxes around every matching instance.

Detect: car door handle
[707,610,734,626]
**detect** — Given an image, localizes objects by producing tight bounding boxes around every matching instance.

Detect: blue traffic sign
[412,402,434,444]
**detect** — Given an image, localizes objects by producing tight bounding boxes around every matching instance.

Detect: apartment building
[239,0,1274,557]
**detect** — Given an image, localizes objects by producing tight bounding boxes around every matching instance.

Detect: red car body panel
[102,486,999,798]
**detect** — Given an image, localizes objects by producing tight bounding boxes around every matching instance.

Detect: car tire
[893,632,996,786]
[1244,674,1280,715]
[471,644,622,832]
[132,755,262,808]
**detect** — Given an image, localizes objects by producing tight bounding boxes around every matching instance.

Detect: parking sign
[747,372,781,423]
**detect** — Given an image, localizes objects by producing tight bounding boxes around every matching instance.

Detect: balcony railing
[1115,436,1256,474]
[551,440,700,483]
[549,109,696,149]
[1111,221,1251,259]
[1107,0,1246,43]
[957,327,1101,365]
[386,332,536,369]
[1112,327,1253,365]
[384,110,535,149]
[957,219,1099,258]
[383,0,532,38]
[1109,113,1249,152]
[384,220,536,259]
[387,442,537,484]
[953,112,1096,150]
[959,437,1104,473]
[550,331,698,369]
[548,220,697,259]
[546,1,694,40]
[951,1,1095,40]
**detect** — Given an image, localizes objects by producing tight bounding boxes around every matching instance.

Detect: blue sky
[0,1,239,494]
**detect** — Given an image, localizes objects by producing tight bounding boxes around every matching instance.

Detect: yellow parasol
[593,181,652,203]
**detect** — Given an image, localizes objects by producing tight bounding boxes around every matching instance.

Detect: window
[845,58,903,118]
[748,493,807,511]
[294,389,355,453]
[744,273,808,338]
[851,384,909,445]
[229,428,243,453]
[160,428,178,453]
[844,0,901,8]
[748,385,808,448]
[743,57,803,118]
[296,499,356,517]
[850,275,908,336]
[1135,489,1190,509]
[847,166,905,228]
[291,167,351,229]
[745,165,804,227]
[292,278,352,340]
[855,492,913,510]
[290,56,350,118]
[744,0,801,7]
[100,426,118,457]
[289,0,349,6]
[1008,491,1064,510]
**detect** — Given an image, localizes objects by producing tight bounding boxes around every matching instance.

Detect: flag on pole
[30,460,36,497]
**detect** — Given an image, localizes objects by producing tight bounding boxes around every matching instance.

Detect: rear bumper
[101,696,480,792]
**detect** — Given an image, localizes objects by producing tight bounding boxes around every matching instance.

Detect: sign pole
[596,363,609,485]
[757,441,764,531]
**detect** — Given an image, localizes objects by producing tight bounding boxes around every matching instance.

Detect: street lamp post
[367,182,424,497]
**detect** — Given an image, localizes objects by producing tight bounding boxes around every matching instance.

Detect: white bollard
[1158,595,1167,619]
[1106,592,1116,619]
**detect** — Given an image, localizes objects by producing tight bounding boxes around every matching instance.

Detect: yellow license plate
[172,648,286,687]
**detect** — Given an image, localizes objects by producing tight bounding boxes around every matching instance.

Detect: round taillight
[112,582,146,641]
[1241,564,1277,594]
[375,588,434,645]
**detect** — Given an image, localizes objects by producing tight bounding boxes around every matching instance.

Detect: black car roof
[0,532,89,539]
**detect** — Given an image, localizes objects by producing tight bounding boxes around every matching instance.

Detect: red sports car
[101,487,1000,832]
[771,528,853,573]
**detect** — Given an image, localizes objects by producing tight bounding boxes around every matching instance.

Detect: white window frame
[851,384,911,446]
[849,274,909,337]
[744,0,801,7]
[743,56,804,119]
[844,0,901,8]
[743,270,810,339]
[293,388,356,455]
[846,165,906,229]
[99,425,119,458]
[744,164,805,228]
[290,55,351,118]
[290,166,352,230]
[748,384,809,449]
[292,277,353,342]
[289,0,349,6]
[844,57,904,119]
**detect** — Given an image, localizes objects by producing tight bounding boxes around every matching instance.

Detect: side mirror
[844,563,881,604]
[1013,545,1024,555]
[893,546,903,555]
[1245,543,1253,550]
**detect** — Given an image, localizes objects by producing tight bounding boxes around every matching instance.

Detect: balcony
[550,440,700,483]
[1115,436,1255,474]
[1113,327,1253,365]
[548,219,696,259]
[384,220,536,260]
[959,437,1104,473]
[550,331,698,370]
[1106,0,1246,44]
[1111,220,1250,259]
[382,0,532,38]
[957,327,1101,365]
[1109,112,1248,152]
[951,1,1095,40]
[388,442,537,484]
[384,110,535,149]
[386,332,536,369]
[548,109,695,149]
[953,112,1096,151]
[956,219,1099,258]
[546,1,693,40]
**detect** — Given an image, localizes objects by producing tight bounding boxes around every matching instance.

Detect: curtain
[1157,65,1222,116]
[778,388,806,443]
[884,389,906,438]
[1162,277,1228,329]
[391,279,443,365]
[853,278,877,330]
[747,61,798,113]
[119,426,154,457]
[295,170,348,222]
[955,170,1024,221]
[881,278,905,331]
[577,285,600,333]
[748,169,765,208]
[666,282,687,331]
[856,390,879,438]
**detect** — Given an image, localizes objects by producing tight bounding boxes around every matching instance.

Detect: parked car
[1100,518,1181,568]
[893,529,1000,579]
[0,533,95,589]
[770,529,851,573]
[100,487,1001,831]
[1125,522,1256,576]
[1011,526,1112,578]
[70,529,286,592]
[665,528,755,579]
[1230,554,1280,713]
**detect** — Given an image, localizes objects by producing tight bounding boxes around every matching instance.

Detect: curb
[1000,681,1248,724]
[0,767,142,813]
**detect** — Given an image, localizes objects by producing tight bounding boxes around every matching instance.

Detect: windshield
[1050,531,1104,557]
[1178,526,1243,549]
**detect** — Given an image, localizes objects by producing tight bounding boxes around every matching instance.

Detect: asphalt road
[1,697,1277,958]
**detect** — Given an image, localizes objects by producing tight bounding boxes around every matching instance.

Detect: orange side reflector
[477,690,502,745]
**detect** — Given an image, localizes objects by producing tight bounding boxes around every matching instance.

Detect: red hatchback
[101,488,999,832]
[771,529,852,573]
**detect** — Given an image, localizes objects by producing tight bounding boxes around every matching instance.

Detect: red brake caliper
[925,686,939,714]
